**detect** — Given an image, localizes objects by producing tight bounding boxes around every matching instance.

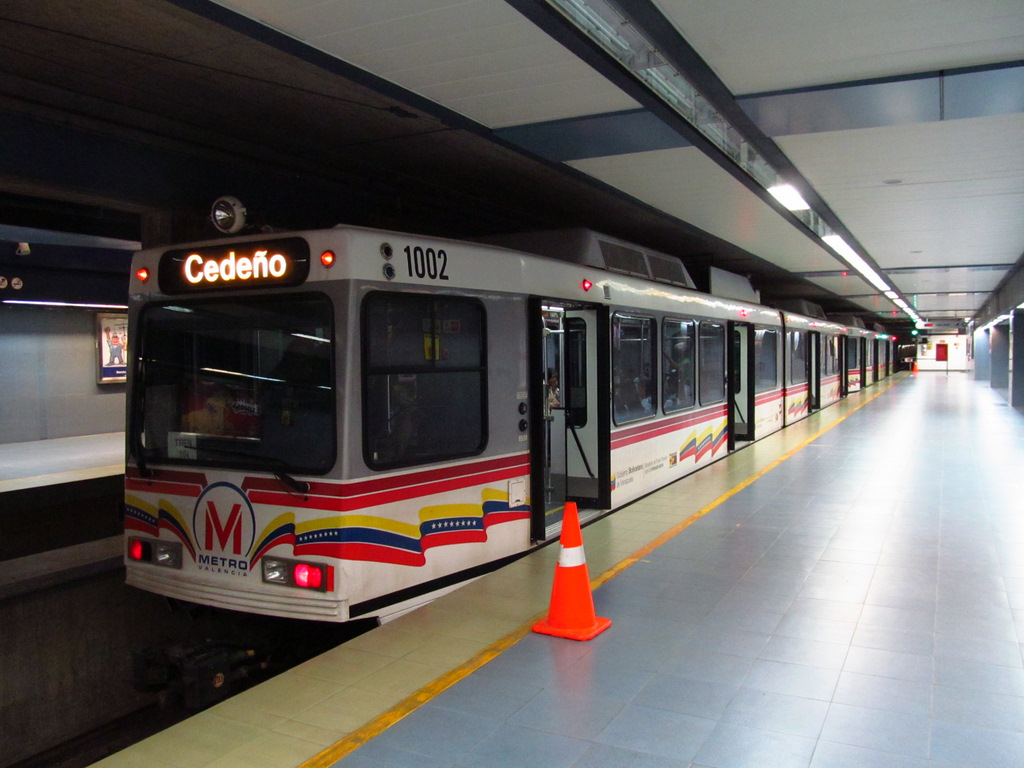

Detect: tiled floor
[330,373,1024,768]
[94,372,1024,768]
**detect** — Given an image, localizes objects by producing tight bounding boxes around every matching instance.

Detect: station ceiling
[1,0,1022,333]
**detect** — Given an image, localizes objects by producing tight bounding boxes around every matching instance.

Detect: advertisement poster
[97,313,128,383]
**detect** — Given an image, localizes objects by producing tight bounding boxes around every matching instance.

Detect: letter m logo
[205,502,243,554]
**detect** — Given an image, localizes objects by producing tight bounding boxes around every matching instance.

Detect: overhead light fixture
[768,184,810,211]
[15,242,31,256]
[549,0,906,320]
[821,235,890,293]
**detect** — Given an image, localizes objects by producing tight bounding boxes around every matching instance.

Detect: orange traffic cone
[533,502,612,641]
[912,360,918,374]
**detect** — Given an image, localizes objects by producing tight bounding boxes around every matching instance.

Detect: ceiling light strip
[546,0,921,323]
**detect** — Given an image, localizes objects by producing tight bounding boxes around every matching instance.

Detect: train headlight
[262,557,289,584]
[261,556,331,592]
[152,541,183,568]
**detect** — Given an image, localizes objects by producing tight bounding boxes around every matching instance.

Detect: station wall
[0,305,125,444]
[916,333,970,372]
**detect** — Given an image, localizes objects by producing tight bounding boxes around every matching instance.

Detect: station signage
[159,238,310,293]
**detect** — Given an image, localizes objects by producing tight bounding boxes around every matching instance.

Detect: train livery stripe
[243,455,531,513]
[611,404,728,449]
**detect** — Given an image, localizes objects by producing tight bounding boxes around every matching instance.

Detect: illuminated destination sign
[159,238,310,293]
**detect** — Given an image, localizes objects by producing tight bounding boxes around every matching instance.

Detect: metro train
[123,225,894,622]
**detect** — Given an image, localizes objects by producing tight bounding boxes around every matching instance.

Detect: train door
[860,338,869,387]
[728,321,755,449]
[838,335,850,397]
[529,298,609,542]
[808,331,822,411]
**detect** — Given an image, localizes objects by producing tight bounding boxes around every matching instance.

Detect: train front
[123,232,347,620]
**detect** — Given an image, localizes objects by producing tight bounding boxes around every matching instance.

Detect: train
[123,225,894,622]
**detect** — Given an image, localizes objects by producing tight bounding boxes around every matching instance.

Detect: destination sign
[159,238,310,293]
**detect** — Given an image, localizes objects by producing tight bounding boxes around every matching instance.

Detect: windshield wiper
[193,446,311,496]
[273,470,310,495]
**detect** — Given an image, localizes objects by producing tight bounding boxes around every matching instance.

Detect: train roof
[476,229,696,291]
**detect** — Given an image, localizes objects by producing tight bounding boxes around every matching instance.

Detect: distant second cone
[532,502,611,641]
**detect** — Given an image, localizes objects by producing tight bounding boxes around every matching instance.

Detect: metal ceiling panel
[804,274,876,297]
[888,265,1010,294]
[775,114,1024,303]
[569,146,846,274]
[215,0,640,127]
[653,0,1024,95]
[913,292,988,315]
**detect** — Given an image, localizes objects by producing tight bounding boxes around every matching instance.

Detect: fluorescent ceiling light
[884,291,899,300]
[768,184,810,211]
[821,235,890,292]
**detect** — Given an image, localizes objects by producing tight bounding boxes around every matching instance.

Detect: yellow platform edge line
[299,376,902,768]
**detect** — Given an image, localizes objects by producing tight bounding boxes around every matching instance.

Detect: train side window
[362,292,486,469]
[847,337,860,368]
[789,331,808,384]
[698,321,726,405]
[755,328,779,392]
[612,314,655,425]
[662,318,695,413]
[565,317,588,428]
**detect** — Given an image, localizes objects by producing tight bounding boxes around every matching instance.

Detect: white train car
[123,225,863,622]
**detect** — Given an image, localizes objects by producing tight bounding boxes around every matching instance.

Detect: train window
[362,292,486,469]
[826,335,839,375]
[847,338,860,368]
[698,322,726,405]
[755,329,779,392]
[565,317,588,428]
[133,294,335,474]
[612,314,655,424]
[789,331,808,384]
[662,318,695,413]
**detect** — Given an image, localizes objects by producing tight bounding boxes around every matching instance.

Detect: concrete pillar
[991,323,1010,391]
[973,328,991,381]
[1012,310,1024,409]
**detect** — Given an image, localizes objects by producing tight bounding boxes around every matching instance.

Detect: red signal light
[320,250,336,267]
[581,279,593,292]
[294,563,323,589]
[129,539,145,561]
[136,267,150,282]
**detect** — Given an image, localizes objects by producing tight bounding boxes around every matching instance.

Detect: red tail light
[294,563,323,589]
[129,539,146,560]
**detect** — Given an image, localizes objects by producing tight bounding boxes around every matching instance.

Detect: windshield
[133,293,335,474]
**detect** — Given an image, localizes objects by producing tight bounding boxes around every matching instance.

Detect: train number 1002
[404,246,450,281]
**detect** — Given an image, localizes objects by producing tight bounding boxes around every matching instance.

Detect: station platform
[94,373,1024,768]
[0,431,123,491]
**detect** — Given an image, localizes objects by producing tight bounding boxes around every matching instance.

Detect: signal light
[320,250,336,267]
[136,267,150,282]
[581,279,593,292]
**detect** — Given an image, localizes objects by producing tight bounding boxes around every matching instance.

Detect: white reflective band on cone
[558,545,586,568]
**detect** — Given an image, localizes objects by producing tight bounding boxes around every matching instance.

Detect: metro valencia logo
[193,482,257,575]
